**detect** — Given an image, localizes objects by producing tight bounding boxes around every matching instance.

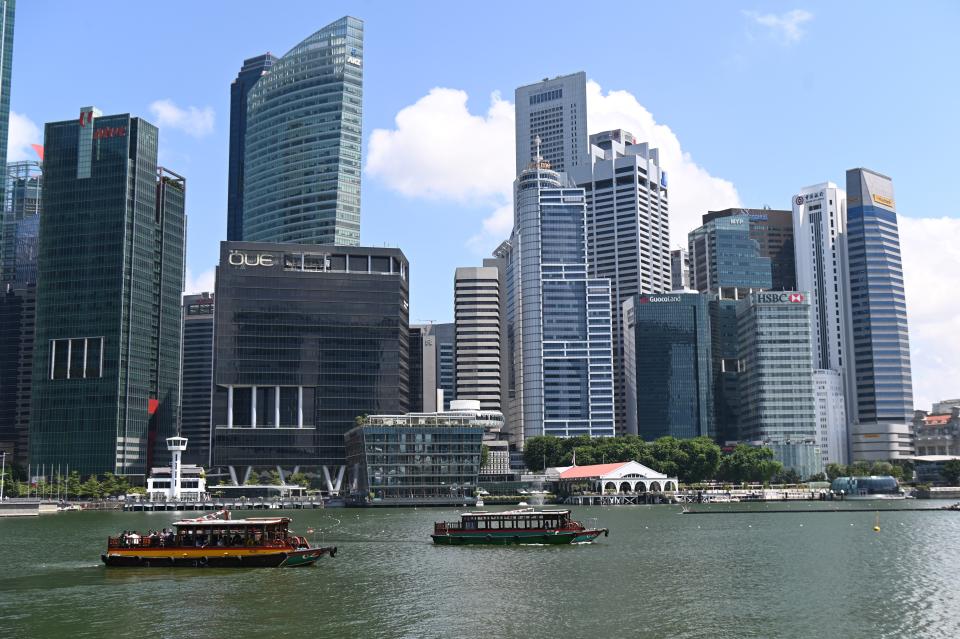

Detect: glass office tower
[688,214,772,297]
[0,0,15,205]
[845,168,914,460]
[702,208,796,291]
[226,53,276,241]
[181,293,215,466]
[738,291,820,478]
[242,17,363,245]
[211,242,409,494]
[622,293,713,439]
[506,158,615,446]
[30,108,185,478]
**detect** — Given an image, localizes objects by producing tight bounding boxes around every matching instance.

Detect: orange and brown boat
[101,510,336,568]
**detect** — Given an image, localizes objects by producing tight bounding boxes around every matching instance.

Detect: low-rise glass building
[345,412,483,505]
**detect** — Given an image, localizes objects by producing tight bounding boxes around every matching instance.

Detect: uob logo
[228,251,274,267]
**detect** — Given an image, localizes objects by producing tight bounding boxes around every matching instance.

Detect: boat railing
[107,535,292,549]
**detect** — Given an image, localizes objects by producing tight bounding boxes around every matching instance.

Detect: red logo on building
[93,126,127,140]
[789,293,804,303]
[79,110,94,128]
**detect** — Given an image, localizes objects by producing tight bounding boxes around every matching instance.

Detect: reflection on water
[1,505,959,638]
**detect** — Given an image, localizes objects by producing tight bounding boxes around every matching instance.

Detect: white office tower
[792,182,851,461]
[571,129,671,433]
[454,265,502,411]
[813,369,848,467]
[671,248,690,291]
[514,72,589,175]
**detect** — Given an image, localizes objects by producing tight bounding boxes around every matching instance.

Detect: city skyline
[5,1,959,410]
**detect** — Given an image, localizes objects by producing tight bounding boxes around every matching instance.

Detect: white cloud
[899,216,960,412]
[367,88,514,202]
[148,99,215,138]
[743,9,814,44]
[184,267,216,296]
[7,111,41,162]
[585,81,741,247]
[368,81,741,252]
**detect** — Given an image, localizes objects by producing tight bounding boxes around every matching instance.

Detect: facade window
[50,337,104,380]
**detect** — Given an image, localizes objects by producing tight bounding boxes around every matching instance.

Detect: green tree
[891,459,914,483]
[825,463,847,481]
[774,468,801,484]
[287,472,309,488]
[870,461,894,477]
[268,470,283,486]
[66,471,82,499]
[849,461,872,477]
[244,471,261,486]
[523,436,565,471]
[941,460,960,485]
[678,437,722,483]
[101,472,121,496]
[80,475,103,499]
[648,437,688,479]
[807,472,827,483]
[718,445,782,483]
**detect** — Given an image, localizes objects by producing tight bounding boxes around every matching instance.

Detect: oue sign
[228,251,274,267]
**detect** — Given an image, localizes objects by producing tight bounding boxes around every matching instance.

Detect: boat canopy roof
[172,517,291,528]
[462,509,570,518]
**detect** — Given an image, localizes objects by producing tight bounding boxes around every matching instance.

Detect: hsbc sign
[756,292,805,304]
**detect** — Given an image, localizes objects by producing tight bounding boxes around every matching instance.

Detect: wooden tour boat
[101,510,336,567]
[432,508,608,545]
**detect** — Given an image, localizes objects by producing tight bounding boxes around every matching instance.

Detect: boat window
[465,520,477,530]
[489,520,499,530]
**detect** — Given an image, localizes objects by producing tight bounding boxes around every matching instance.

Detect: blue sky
[9,1,960,409]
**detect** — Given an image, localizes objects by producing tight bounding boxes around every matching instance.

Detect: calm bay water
[1,502,958,638]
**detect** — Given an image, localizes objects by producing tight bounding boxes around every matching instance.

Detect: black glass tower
[623,294,714,439]
[226,53,276,242]
[211,242,408,493]
[181,293,214,466]
[30,108,185,478]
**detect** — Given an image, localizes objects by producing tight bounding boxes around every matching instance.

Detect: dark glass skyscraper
[0,161,40,463]
[181,292,214,466]
[0,0,15,205]
[211,242,408,493]
[226,53,276,242]
[623,294,713,439]
[242,17,363,245]
[845,168,914,460]
[30,108,185,478]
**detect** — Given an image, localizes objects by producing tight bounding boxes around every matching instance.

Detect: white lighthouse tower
[167,436,188,499]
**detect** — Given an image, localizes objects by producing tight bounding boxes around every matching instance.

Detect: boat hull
[101,546,336,568]
[432,529,606,545]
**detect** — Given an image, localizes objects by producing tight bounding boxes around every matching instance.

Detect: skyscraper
[738,291,820,477]
[181,292,215,467]
[702,208,796,291]
[242,17,363,245]
[506,156,615,445]
[514,72,588,175]
[0,0,15,205]
[688,214,772,298]
[0,160,41,465]
[845,168,914,460]
[211,242,408,492]
[622,293,713,440]
[688,214,772,442]
[792,182,851,464]
[571,129,671,433]
[30,108,185,477]
[226,53,276,241]
[455,265,502,411]
[671,248,690,291]
[792,184,849,371]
